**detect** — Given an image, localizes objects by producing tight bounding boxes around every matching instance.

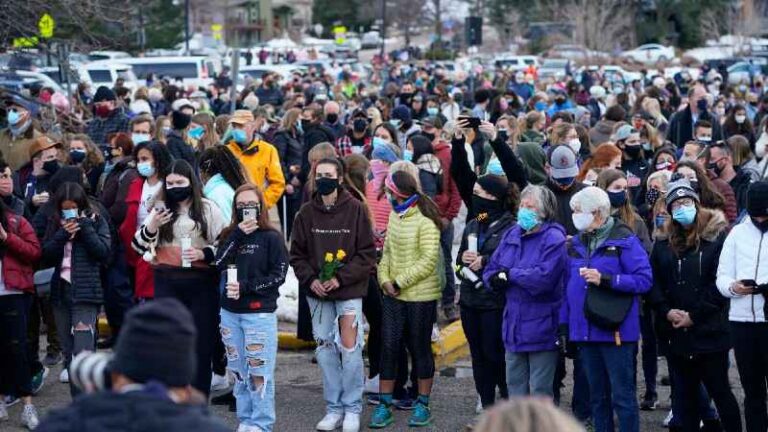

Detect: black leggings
[381,296,436,382]
[460,305,507,407]
[669,350,743,432]
[362,275,383,378]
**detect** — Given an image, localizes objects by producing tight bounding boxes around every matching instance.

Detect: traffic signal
[465,16,482,46]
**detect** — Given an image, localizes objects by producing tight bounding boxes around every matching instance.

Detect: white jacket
[716,218,768,322]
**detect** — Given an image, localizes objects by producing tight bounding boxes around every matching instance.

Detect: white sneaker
[21,404,39,430]
[663,409,673,427]
[475,395,483,414]
[0,400,8,421]
[59,368,69,384]
[237,424,263,432]
[210,372,231,392]
[342,413,360,432]
[316,413,343,431]
[364,374,379,394]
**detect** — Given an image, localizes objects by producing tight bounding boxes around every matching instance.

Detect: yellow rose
[336,249,347,261]
[324,252,333,263]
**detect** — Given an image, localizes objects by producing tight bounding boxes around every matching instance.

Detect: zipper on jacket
[754,233,765,322]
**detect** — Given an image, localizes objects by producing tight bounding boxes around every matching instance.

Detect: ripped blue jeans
[220,310,277,431]
[306,296,365,415]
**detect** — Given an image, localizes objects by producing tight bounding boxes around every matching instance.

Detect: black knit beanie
[476,174,509,201]
[110,298,196,387]
[747,181,768,218]
[172,110,192,131]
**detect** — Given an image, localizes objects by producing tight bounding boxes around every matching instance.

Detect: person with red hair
[577,143,623,184]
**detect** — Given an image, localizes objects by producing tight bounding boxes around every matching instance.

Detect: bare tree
[391,0,429,47]
[539,0,634,51]
[0,0,133,49]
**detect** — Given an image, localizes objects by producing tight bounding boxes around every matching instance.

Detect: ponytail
[415,191,443,230]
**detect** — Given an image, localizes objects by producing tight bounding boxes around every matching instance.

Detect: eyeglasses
[670,198,695,211]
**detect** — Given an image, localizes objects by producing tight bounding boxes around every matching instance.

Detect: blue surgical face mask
[188,126,205,140]
[672,204,697,226]
[655,214,668,228]
[231,129,248,145]
[7,109,21,125]
[389,119,402,129]
[534,101,547,112]
[516,207,539,231]
[61,208,78,220]
[427,107,439,116]
[486,158,504,176]
[403,149,413,162]
[295,121,303,134]
[372,136,389,149]
[137,161,155,178]
[132,133,150,145]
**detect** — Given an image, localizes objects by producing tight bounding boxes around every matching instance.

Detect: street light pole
[379,0,386,60]
[185,0,190,55]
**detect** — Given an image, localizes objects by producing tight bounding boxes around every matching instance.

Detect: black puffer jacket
[215,227,289,313]
[648,208,731,356]
[41,211,111,305]
[36,390,229,432]
[457,213,516,310]
[272,129,303,182]
[165,131,197,169]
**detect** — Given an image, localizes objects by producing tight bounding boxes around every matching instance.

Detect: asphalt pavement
[2,344,739,432]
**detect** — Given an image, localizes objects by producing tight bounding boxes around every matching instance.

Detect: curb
[99,317,468,356]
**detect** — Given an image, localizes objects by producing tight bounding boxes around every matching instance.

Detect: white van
[494,55,540,71]
[119,57,215,88]
[40,62,138,92]
[88,51,132,62]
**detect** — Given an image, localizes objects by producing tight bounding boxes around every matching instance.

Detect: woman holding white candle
[215,183,288,432]
[132,159,227,395]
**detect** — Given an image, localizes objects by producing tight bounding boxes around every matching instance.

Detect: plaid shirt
[335,135,372,157]
[85,109,130,146]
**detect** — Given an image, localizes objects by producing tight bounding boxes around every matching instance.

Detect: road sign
[39,13,55,39]
[13,37,39,48]
[211,23,223,40]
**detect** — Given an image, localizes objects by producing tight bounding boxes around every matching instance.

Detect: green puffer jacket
[378,206,442,302]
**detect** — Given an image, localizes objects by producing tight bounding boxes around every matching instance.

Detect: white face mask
[735,115,747,124]
[568,138,581,155]
[756,133,768,158]
[260,122,271,133]
[572,212,595,232]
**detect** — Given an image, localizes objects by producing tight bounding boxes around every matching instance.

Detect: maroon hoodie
[290,188,376,300]
[432,139,462,221]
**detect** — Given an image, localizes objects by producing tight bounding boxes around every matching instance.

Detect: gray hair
[520,185,558,222]
[570,186,611,218]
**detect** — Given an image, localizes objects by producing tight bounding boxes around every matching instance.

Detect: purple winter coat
[483,222,567,353]
[559,220,652,344]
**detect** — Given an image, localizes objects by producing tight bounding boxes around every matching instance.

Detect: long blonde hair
[474,398,585,432]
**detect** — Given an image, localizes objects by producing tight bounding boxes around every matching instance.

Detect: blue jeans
[220,310,278,431]
[506,350,558,398]
[307,296,365,415]
[580,343,639,432]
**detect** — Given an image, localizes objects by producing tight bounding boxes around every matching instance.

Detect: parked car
[621,43,675,64]
[727,61,765,85]
[119,56,215,87]
[361,31,383,49]
[543,44,611,62]
[578,65,643,84]
[538,58,570,80]
[494,55,539,71]
[88,51,131,62]
[0,70,65,94]
[41,62,139,92]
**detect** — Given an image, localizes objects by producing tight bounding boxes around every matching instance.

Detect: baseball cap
[548,145,579,179]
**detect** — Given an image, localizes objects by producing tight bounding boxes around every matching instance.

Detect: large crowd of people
[0,54,767,432]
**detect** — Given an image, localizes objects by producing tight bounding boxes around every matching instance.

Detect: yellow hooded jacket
[227,138,285,208]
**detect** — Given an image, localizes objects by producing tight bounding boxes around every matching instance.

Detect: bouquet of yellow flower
[320,249,346,282]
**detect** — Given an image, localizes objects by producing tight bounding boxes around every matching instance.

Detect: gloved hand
[490,271,508,291]
[557,324,576,358]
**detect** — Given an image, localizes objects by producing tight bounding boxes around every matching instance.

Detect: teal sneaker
[369,404,394,429]
[408,403,431,427]
[31,367,49,395]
